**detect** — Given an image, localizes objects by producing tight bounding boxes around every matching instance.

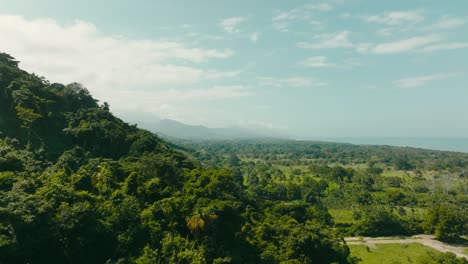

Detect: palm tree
[186,207,218,237]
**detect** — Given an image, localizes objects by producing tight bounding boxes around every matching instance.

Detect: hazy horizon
[126,116,468,153]
[1,0,468,138]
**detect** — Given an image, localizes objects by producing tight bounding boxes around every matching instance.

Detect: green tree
[423,204,467,241]
[0,52,19,67]
[186,207,219,237]
[14,105,42,147]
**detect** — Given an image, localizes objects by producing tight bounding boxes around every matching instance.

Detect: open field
[329,208,354,224]
[346,235,468,259]
[349,243,441,264]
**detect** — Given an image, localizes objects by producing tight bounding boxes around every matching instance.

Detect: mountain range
[132,118,291,140]
[131,118,468,153]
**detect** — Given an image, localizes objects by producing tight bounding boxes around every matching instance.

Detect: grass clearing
[349,243,441,264]
[329,208,354,224]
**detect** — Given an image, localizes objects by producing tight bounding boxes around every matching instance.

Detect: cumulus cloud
[300,56,335,68]
[363,12,468,53]
[357,35,442,54]
[220,17,247,33]
[357,34,468,54]
[297,31,352,49]
[372,35,441,53]
[272,9,300,32]
[421,42,468,52]
[364,10,424,37]
[366,12,467,38]
[366,10,424,26]
[274,2,332,22]
[431,16,468,29]
[272,22,289,32]
[393,73,455,88]
[272,3,331,32]
[0,15,246,118]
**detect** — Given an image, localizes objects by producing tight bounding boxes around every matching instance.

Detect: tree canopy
[0,53,356,263]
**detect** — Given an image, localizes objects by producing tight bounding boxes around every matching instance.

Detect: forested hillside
[0,53,357,263]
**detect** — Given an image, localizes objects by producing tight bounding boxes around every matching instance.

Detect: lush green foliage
[0,53,355,263]
[177,139,467,241]
[422,204,467,242]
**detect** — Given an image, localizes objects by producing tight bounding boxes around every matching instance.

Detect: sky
[1,0,467,138]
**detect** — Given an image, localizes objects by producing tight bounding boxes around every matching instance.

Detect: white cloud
[272,3,331,32]
[393,73,455,88]
[358,34,468,54]
[115,85,253,123]
[272,9,300,32]
[300,56,335,68]
[364,10,426,37]
[421,42,468,52]
[367,12,468,38]
[0,15,242,118]
[432,16,468,29]
[220,17,246,33]
[273,10,299,22]
[358,35,442,54]
[258,77,327,88]
[273,21,289,32]
[129,86,253,122]
[366,10,424,26]
[297,31,352,49]
[273,3,332,22]
[250,32,260,44]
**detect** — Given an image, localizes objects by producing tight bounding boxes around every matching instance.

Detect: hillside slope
[0,53,353,264]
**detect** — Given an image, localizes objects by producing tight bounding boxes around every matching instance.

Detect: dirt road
[345,235,467,259]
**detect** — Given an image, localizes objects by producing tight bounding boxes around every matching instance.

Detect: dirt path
[345,235,467,259]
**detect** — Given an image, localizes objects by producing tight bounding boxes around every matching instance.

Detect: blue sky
[1,0,467,137]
